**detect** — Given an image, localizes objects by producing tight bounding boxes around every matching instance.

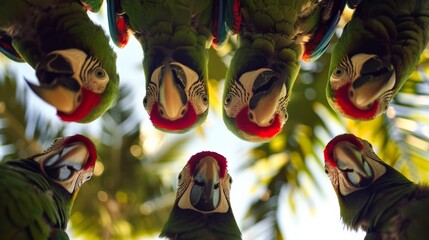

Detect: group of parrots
[1,0,429,239]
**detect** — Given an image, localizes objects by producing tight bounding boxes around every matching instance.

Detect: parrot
[0,134,97,239]
[107,0,224,133]
[222,0,346,142]
[324,133,429,240]
[160,151,242,239]
[326,0,429,120]
[0,0,119,123]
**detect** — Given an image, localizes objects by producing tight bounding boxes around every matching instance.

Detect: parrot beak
[333,141,373,187]
[248,70,284,127]
[42,142,91,193]
[158,64,188,120]
[30,49,88,113]
[190,156,221,212]
[350,54,395,109]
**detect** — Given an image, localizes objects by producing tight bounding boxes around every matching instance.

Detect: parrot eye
[93,67,107,80]
[224,95,232,106]
[178,173,182,180]
[248,112,254,120]
[333,68,344,78]
[229,177,232,184]
[143,97,148,107]
[202,94,208,105]
[324,168,329,174]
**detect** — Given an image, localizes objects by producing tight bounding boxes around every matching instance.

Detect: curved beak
[44,142,89,171]
[158,64,188,120]
[249,71,284,126]
[43,142,90,193]
[190,156,221,212]
[333,141,373,187]
[350,55,395,109]
[26,80,82,114]
[29,50,88,113]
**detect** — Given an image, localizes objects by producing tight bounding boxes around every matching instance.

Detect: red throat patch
[57,89,101,122]
[335,83,379,120]
[188,151,227,178]
[236,106,282,139]
[324,133,364,167]
[63,134,97,170]
[149,102,198,131]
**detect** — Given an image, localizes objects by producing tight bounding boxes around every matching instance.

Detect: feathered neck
[5,158,73,229]
[340,166,413,232]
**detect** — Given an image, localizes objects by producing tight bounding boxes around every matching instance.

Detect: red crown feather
[63,134,97,170]
[324,133,364,167]
[188,151,227,178]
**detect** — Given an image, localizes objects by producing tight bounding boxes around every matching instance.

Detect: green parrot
[222,0,346,142]
[326,0,429,120]
[160,151,242,239]
[0,0,119,123]
[0,134,97,239]
[108,0,223,133]
[324,133,429,240]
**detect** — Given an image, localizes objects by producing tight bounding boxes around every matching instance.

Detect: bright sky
[0,7,366,240]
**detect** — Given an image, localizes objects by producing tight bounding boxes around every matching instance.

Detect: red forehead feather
[335,83,379,120]
[64,134,97,170]
[324,133,363,167]
[150,102,198,131]
[57,89,101,122]
[188,151,227,178]
[236,107,282,139]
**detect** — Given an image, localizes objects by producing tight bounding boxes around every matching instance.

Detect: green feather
[0,0,119,123]
[160,202,242,240]
[338,162,429,239]
[327,0,429,100]
[223,0,338,141]
[0,158,73,239]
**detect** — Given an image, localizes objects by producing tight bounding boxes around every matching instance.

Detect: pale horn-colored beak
[158,64,188,120]
[249,70,285,126]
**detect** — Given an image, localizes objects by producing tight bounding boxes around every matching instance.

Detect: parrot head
[176,151,231,213]
[223,49,289,142]
[22,10,119,123]
[34,134,97,196]
[160,151,242,238]
[323,133,419,231]
[143,51,209,133]
[327,53,396,120]
[324,134,387,197]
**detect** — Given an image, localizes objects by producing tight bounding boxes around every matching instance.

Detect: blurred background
[1,5,429,240]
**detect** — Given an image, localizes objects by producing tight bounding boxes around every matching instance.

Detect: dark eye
[202,94,208,105]
[224,95,232,106]
[333,68,344,78]
[178,174,182,181]
[143,97,148,107]
[229,177,232,184]
[94,67,107,79]
[325,169,328,174]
